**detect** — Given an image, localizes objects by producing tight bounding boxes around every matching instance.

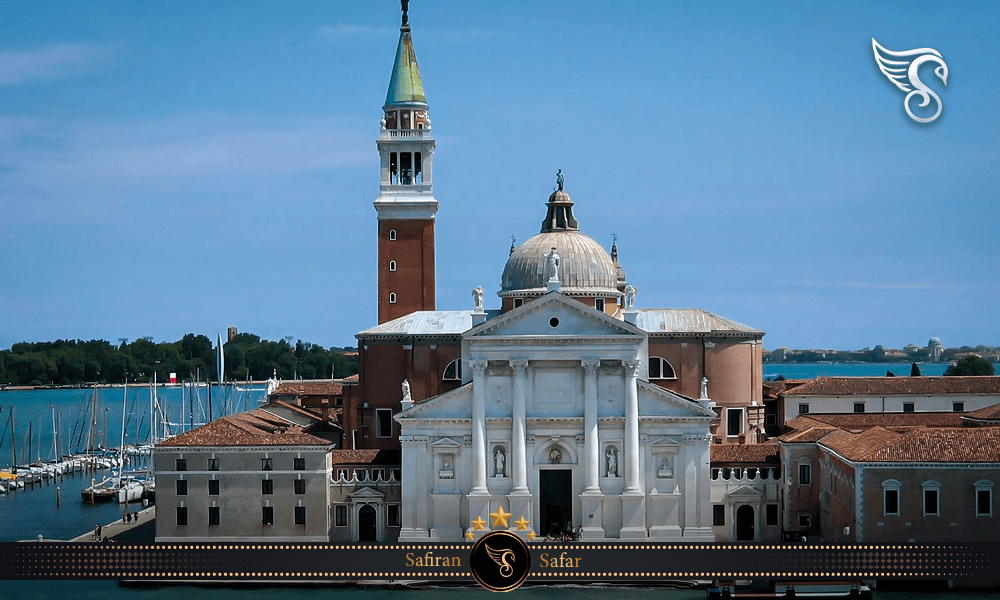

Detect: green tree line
[0,333,358,386]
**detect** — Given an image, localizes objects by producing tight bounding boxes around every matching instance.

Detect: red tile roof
[272,381,345,397]
[711,442,780,464]
[781,376,1000,397]
[789,412,966,430]
[779,426,838,443]
[156,414,333,447]
[817,427,903,461]
[330,449,401,465]
[817,426,1000,463]
[964,402,1000,421]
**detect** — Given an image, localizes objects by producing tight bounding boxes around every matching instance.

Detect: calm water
[764,362,955,378]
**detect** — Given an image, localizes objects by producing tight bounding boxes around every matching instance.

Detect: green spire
[385,26,426,107]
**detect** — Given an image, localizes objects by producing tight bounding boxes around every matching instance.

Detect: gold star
[465,530,475,541]
[489,506,510,529]
[471,516,487,531]
[514,516,530,531]
[527,531,537,541]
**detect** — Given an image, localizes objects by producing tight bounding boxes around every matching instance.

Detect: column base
[579,493,605,539]
[682,526,715,541]
[430,494,463,542]
[507,493,534,538]
[619,493,647,540]
[398,527,431,541]
[467,493,493,534]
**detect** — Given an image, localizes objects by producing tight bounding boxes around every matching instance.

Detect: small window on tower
[400,152,412,185]
[389,260,396,272]
[389,229,397,241]
[595,298,605,312]
[401,110,410,129]
[390,152,398,185]
[389,292,397,304]
[414,152,422,183]
[386,111,397,129]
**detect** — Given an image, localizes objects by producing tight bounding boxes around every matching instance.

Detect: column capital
[622,360,641,378]
[400,435,429,447]
[581,359,600,374]
[509,359,529,375]
[469,360,488,375]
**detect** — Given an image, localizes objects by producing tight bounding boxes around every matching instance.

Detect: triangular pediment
[725,485,763,499]
[349,486,385,500]
[638,380,717,418]
[431,437,463,449]
[466,292,645,340]
[648,436,682,449]
[395,383,473,421]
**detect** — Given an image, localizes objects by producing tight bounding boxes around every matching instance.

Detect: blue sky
[1,1,997,351]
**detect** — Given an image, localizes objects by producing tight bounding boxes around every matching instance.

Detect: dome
[929,337,943,347]
[499,183,620,298]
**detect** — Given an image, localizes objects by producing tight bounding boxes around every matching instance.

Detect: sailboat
[81,386,116,503]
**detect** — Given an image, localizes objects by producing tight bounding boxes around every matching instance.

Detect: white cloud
[0,43,110,86]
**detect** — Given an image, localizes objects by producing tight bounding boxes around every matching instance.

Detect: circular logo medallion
[469,530,532,592]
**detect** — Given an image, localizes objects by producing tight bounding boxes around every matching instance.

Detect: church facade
[344,4,766,542]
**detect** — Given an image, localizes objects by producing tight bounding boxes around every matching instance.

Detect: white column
[470,360,488,495]
[582,360,601,493]
[510,360,529,494]
[623,360,642,495]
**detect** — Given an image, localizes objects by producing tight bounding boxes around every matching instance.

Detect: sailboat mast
[50,403,57,461]
[11,407,17,469]
[119,380,128,477]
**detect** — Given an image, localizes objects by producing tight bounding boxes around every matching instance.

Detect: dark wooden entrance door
[539,469,572,536]
[359,505,377,541]
[736,504,755,541]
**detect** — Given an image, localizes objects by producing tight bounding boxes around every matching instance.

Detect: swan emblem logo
[486,544,515,578]
[872,38,948,123]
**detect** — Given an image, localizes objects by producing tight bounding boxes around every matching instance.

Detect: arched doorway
[359,505,377,541]
[736,505,755,541]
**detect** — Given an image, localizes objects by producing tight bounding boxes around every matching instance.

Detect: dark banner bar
[4,543,1000,582]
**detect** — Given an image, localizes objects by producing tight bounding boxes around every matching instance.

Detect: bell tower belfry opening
[375,0,438,324]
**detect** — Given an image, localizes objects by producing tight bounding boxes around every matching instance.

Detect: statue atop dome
[545,247,561,283]
[556,169,564,191]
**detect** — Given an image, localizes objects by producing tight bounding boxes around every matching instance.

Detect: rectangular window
[392,469,401,481]
[713,505,725,526]
[208,506,220,526]
[373,468,386,481]
[513,298,523,308]
[294,457,305,471]
[208,458,219,471]
[175,458,187,471]
[977,489,992,516]
[261,479,273,495]
[337,468,349,480]
[376,408,393,438]
[766,504,779,526]
[924,489,939,515]
[953,402,965,412]
[208,479,220,496]
[400,152,412,185]
[595,298,605,312]
[765,414,777,426]
[294,506,306,526]
[335,505,348,527]
[388,504,401,527]
[903,403,915,413]
[389,152,398,184]
[356,469,367,481]
[798,404,810,414]
[261,457,273,471]
[799,464,811,485]
[727,408,743,436]
[854,402,865,413]
[294,479,306,494]
[176,506,188,526]
[414,152,422,183]
[262,506,274,526]
[884,489,899,515]
[176,479,188,495]
[798,514,811,528]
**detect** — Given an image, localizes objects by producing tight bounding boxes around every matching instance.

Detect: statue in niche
[700,376,709,400]
[402,379,412,403]
[624,284,637,309]
[545,247,560,282]
[549,446,562,464]
[472,286,485,311]
[605,446,618,477]
[494,447,506,477]
[657,456,673,478]
[439,456,454,479]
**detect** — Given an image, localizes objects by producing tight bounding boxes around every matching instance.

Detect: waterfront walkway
[68,506,156,543]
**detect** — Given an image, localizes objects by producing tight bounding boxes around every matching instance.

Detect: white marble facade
[395,292,717,541]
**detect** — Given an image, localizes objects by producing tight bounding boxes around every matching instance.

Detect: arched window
[648,357,676,379]
[443,359,462,381]
[389,260,396,272]
[389,292,397,304]
[389,229,397,241]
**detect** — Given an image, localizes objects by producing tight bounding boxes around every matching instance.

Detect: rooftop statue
[472,285,485,311]
[624,284,637,309]
[556,169,564,191]
[545,247,560,283]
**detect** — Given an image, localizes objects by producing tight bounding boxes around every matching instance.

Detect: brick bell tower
[374,1,437,324]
